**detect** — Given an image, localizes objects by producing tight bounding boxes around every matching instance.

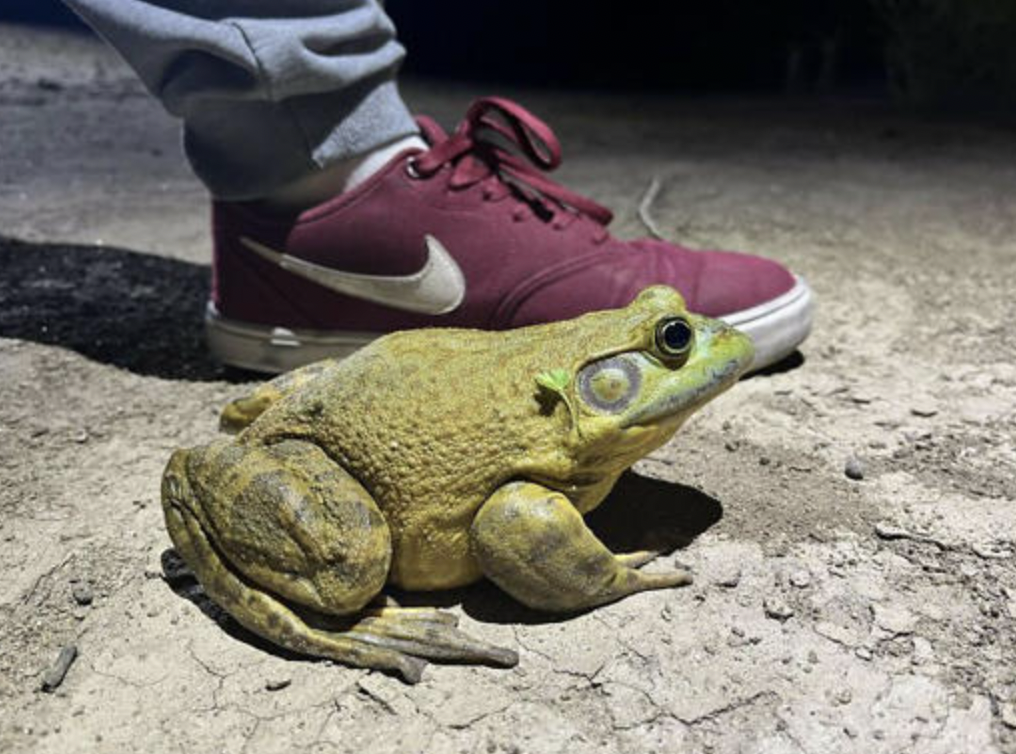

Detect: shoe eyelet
[405,158,423,179]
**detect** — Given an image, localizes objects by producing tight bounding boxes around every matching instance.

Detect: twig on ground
[638,176,666,240]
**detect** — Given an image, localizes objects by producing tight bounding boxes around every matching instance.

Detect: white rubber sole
[719,275,814,372]
[206,277,813,374]
[205,302,377,374]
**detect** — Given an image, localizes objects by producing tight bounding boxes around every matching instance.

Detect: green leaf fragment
[535,369,570,394]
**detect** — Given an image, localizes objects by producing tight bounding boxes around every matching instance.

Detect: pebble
[912,636,934,665]
[265,678,291,692]
[872,603,918,635]
[36,77,63,91]
[41,645,78,693]
[789,569,812,589]
[72,583,93,607]
[910,403,938,418]
[835,689,853,705]
[714,567,742,589]
[763,597,794,621]
[844,457,865,481]
[855,646,873,661]
[1001,703,1016,730]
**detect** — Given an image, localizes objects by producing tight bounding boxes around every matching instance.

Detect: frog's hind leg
[162,441,516,682]
[164,494,428,682]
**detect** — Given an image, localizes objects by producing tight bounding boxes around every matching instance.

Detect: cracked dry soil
[2,23,1016,754]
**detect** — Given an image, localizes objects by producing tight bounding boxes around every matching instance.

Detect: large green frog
[161,286,753,682]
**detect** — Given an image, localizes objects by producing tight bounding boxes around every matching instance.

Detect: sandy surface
[2,22,1016,754]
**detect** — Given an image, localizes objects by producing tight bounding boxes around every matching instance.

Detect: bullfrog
[161,286,754,682]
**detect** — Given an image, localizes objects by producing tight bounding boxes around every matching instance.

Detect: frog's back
[241,328,562,588]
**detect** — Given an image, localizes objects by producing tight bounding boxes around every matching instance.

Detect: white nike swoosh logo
[239,234,466,315]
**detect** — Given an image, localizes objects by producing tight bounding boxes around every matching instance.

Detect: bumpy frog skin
[161,286,753,682]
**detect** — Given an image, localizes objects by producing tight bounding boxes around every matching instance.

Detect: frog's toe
[615,549,665,569]
[339,611,517,668]
[364,605,460,627]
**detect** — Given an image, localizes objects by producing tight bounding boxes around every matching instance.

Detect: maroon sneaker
[207,97,812,373]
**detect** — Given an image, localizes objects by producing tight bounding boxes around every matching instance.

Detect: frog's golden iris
[162,285,754,683]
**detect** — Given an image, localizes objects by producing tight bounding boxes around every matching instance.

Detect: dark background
[3,0,1014,106]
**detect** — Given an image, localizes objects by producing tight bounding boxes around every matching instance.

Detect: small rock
[72,583,93,607]
[874,522,910,540]
[41,645,78,693]
[855,646,873,661]
[843,725,858,738]
[835,689,853,705]
[912,636,934,665]
[763,597,794,621]
[873,603,918,635]
[759,456,771,466]
[789,569,812,589]
[844,457,865,481]
[807,650,819,664]
[713,566,742,589]
[72,430,89,444]
[265,678,291,692]
[1001,703,1016,730]
[910,403,938,418]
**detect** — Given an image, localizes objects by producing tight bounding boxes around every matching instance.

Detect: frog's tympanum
[162,286,753,682]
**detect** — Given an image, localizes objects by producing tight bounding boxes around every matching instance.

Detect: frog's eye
[655,317,694,360]
[577,355,642,414]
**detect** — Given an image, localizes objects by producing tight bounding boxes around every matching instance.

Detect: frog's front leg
[470,482,692,612]
[162,439,516,683]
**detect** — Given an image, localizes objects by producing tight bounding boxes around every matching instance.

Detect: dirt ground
[2,22,1016,754]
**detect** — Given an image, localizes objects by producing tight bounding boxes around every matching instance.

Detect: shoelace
[410,97,614,230]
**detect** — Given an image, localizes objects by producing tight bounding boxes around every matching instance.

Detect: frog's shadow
[394,470,724,625]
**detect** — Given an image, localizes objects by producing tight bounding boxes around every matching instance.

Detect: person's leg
[64,4,814,373]
[63,0,422,202]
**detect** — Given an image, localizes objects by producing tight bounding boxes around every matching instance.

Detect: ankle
[258,134,427,213]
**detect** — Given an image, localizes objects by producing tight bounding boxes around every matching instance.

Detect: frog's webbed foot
[310,607,518,672]
[471,482,693,612]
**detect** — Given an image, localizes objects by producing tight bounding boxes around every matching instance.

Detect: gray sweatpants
[64,0,418,199]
